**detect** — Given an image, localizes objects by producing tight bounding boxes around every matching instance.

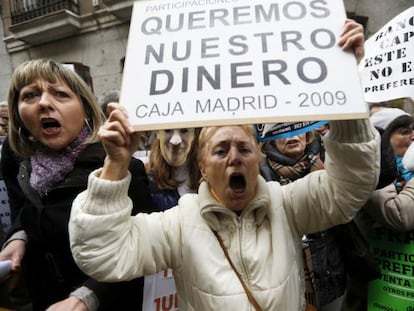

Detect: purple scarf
[30,127,90,196]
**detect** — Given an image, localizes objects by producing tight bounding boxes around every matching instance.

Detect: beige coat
[69,119,380,311]
[365,178,414,231]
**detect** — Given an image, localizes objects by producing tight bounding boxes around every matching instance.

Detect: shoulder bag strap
[213,231,262,311]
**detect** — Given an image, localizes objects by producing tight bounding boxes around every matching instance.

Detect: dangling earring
[18,126,24,143]
[85,119,92,132]
[19,126,35,143]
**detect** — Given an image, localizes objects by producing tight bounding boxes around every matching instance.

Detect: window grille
[10,0,80,25]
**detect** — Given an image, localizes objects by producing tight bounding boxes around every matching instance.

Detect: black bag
[335,220,381,282]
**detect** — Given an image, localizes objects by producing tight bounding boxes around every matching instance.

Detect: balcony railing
[10,0,80,25]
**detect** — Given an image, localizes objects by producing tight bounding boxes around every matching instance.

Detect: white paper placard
[0,180,11,236]
[121,0,367,130]
[359,6,414,103]
[0,260,11,279]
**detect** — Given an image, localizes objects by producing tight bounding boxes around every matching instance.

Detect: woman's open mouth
[286,139,299,145]
[41,118,61,136]
[229,173,246,194]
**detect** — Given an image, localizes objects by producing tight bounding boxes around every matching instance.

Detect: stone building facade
[0,17,13,102]
[0,0,133,99]
[344,0,413,38]
[0,0,412,101]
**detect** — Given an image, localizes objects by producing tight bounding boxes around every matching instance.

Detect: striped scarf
[266,149,324,185]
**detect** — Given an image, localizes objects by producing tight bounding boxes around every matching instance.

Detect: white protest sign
[0,260,11,279]
[359,7,414,103]
[143,269,178,311]
[0,180,11,238]
[121,0,367,131]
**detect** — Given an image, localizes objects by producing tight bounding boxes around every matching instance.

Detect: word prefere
[121,0,367,130]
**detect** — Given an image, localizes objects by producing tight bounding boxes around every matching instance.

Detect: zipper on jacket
[236,216,251,285]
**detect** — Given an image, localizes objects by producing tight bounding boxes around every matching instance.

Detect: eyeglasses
[395,127,414,136]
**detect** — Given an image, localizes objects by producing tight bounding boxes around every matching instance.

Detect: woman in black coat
[0,59,154,311]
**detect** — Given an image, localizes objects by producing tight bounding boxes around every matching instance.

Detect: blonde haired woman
[0,59,154,311]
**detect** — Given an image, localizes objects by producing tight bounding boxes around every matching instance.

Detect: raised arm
[364,179,414,231]
[282,19,380,234]
[99,103,142,180]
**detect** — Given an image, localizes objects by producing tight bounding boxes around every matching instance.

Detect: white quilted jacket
[70,119,380,310]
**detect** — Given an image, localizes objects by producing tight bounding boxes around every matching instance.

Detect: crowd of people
[0,18,412,311]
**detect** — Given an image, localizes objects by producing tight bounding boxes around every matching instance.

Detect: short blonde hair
[7,59,104,157]
[197,125,263,165]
